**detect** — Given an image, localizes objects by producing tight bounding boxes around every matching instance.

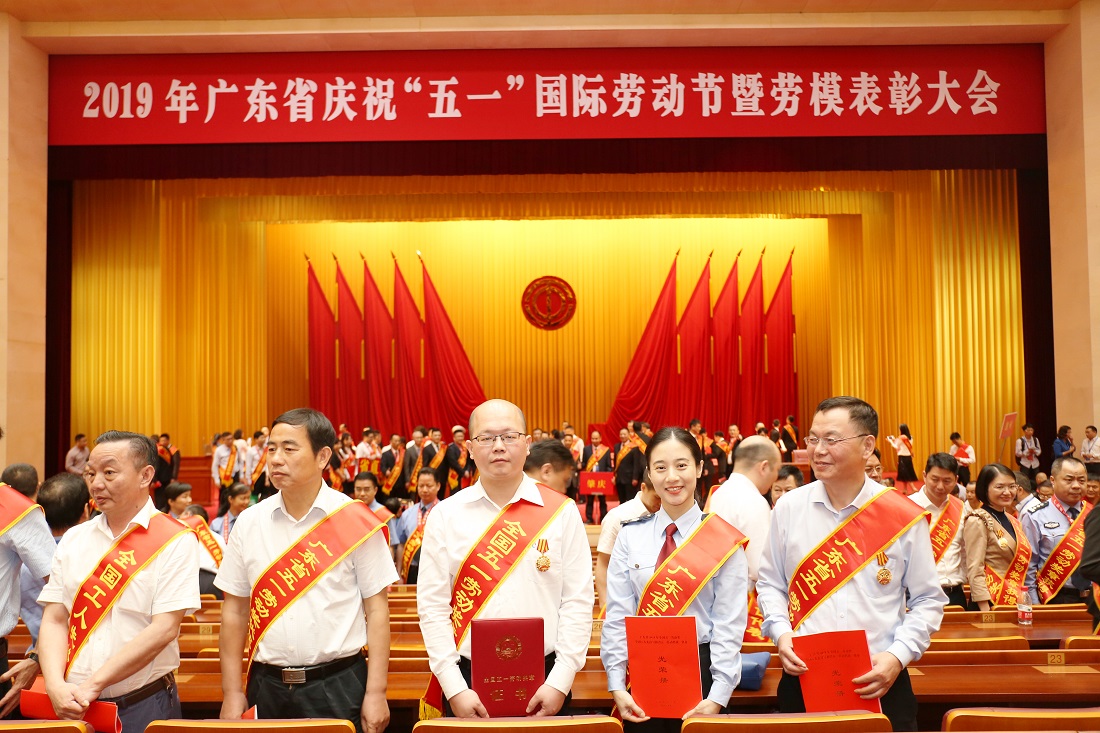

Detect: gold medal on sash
[535,538,550,572]
[875,551,892,585]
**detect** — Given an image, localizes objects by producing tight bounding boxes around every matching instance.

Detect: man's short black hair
[1,463,39,497]
[184,504,209,522]
[524,440,575,473]
[689,419,702,429]
[949,432,961,441]
[253,430,264,440]
[925,452,959,474]
[1052,456,1086,477]
[271,408,337,456]
[74,433,86,442]
[96,431,158,469]
[355,471,379,487]
[165,482,193,503]
[1022,423,1034,431]
[1088,425,1098,432]
[225,482,250,500]
[160,433,171,440]
[37,472,89,530]
[777,464,804,486]
[815,396,879,437]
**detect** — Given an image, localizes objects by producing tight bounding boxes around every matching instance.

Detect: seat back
[0,723,93,733]
[1063,635,1100,649]
[146,721,355,733]
[926,636,1029,651]
[413,715,622,733]
[681,712,892,732]
[942,706,1100,731]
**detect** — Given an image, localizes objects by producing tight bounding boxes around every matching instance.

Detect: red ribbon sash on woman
[1036,500,1093,603]
[984,512,1031,607]
[66,513,191,676]
[789,488,930,630]
[420,483,572,720]
[0,483,41,537]
[245,500,386,666]
[929,495,964,565]
[181,514,223,567]
[636,514,747,617]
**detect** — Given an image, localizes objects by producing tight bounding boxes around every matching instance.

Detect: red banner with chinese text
[50,45,1044,146]
[579,471,614,496]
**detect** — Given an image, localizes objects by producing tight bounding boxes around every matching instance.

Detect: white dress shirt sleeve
[886,523,944,666]
[1021,509,1043,604]
[213,513,252,598]
[757,504,795,643]
[151,531,202,616]
[705,547,748,705]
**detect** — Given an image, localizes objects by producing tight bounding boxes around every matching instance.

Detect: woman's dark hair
[646,426,703,468]
[975,462,1016,505]
[1057,425,1071,440]
[899,423,912,439]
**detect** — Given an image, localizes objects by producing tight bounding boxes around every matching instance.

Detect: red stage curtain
[422,262,487,434]
[712,259,741,432]
[739,258,765,432]
[764,255,797,428]
[335,263,368,435]
[598,259,677,437]
[674,258,714,430]
[307,262,337,420]
[393,260,434,436]
[363,259,397,439]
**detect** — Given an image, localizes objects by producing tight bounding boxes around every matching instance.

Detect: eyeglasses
[806,434,871,448]
[864,464,884,476]
[471,431,525,447]
[989,483,1019,492]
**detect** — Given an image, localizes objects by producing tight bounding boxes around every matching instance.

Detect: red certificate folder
[625,615,702,719]
[792,630,882,714]
[20,677,122,733]
[471,617,545,717]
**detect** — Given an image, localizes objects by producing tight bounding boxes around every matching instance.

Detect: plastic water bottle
[1017,588,1033,626]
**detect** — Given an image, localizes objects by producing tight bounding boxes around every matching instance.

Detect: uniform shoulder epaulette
[1027,500,1048,513]
[621,512,656,526]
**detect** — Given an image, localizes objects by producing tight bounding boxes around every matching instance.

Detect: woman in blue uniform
[600,426,749,731]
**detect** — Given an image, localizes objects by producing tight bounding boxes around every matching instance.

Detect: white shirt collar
[656,503,702,537]
[456,473,546,508]
[270,481,344,522]
[93,497,159,539]
[810,475,879,512]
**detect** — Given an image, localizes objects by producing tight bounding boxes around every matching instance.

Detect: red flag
[601,258,677,437]
[422,261,487,433]
[764,255,797,428]
[363,260,397,438]
[307,262,337,421]
[739,258,765,433]
[674,259,714,430]
[713,259,741,431]
[335,264,368,436]
[393,260,434,436]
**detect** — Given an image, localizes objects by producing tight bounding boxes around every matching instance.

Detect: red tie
[656,523,677,566]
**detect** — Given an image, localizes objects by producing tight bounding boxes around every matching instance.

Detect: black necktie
[1069,507,1079,521]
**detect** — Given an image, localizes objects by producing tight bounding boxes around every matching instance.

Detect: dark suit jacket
[1080,507,1100,626]
[582,444,613,473]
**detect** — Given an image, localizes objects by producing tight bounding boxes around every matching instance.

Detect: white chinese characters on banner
[83,69,1003,125]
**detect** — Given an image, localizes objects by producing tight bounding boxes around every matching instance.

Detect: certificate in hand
[793,629,882,714]
[471,617,545,717]
[625,615,701,719]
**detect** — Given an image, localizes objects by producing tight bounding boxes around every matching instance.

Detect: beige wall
[0,13,47,472]
[1046,0,1100,436]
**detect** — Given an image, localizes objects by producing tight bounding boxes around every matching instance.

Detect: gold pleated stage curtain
[71,170,1025,470]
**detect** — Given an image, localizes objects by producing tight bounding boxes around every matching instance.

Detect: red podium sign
[579,471,613,496]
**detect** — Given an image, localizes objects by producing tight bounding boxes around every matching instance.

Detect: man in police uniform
[1022,456,1091,605]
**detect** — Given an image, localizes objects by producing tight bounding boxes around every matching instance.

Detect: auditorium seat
[680,712,892,732]
[146,721,354,733]
[0,723,93,733]
[941,706,1100,730]
[412,715,621,733]
[1062,636,1100,649]
[926,636,1029,651]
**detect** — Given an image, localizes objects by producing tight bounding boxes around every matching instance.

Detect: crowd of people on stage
[3,404,1100,732]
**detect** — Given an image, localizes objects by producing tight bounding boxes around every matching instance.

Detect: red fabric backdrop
[393,261,435,436]
[764,255,797,427]
[363,259,397,438]
[712,258,741,432]
[674,258,715,429]
[335,263,369,435]
[307,263,337,420]
[738,259,765,434]
[422,263,487,433]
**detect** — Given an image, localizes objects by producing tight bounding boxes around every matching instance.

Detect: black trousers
[247,655,367,733]
[445,653,569,717]
[624,644,714,733]
[942,584,968,609]
[586,494,607,523]
[778,668,917,732]
[957,466,971,488]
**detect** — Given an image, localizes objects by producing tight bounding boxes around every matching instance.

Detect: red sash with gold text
[614,443,633,475]
[382,449,405,495]
[181,514,223,567]
[400,505,432,582]
[744,590,767,642]
[789,488,930,630]
[246,500,387,666]
[1036,500,1093,603]
[0,484,41,538]
[984,512,1031,606]
[929,495,964,565]
[586,445,609,472]
[66,513,191,675]
[428,443,446,470]
[636,514,747,617]
[408,440,428,491]
[250,449,267,485]
[219,445,238,488]
[420,484,572,720]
